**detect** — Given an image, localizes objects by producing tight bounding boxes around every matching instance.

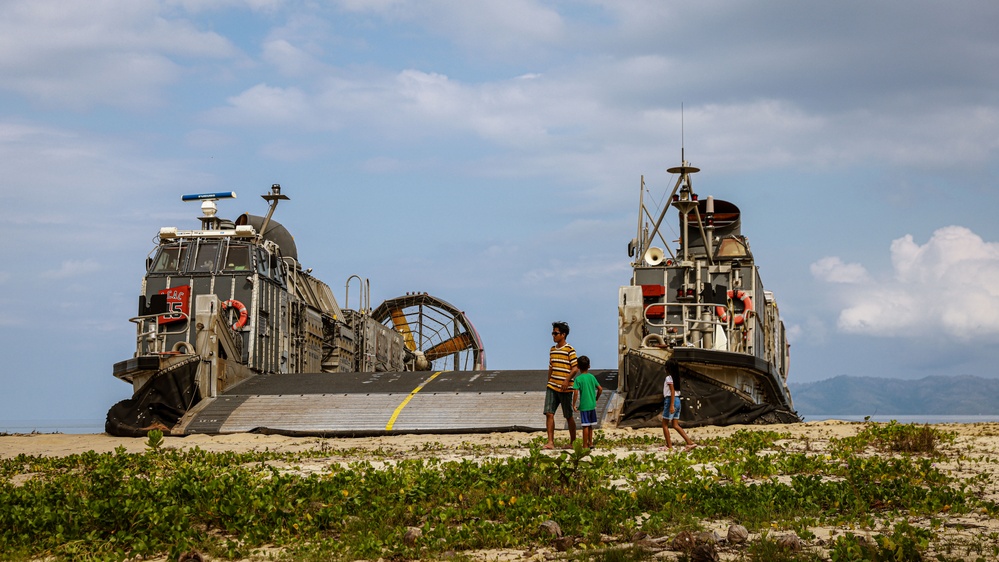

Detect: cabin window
[256,248,270,277]
[272,255,287,287]
[192,241,220,273]
[151,245,187,273]
[223,245,251,272]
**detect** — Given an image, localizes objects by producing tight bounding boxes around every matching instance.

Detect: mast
[666,156,700,264]
[258,183,290,237]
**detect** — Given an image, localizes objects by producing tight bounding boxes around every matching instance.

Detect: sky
[1,0,997,427]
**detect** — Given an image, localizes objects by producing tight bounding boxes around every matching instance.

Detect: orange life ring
[715,289,753,325]
[221,299,248,330]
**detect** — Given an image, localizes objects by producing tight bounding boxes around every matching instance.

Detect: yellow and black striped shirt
[547,343,578,392]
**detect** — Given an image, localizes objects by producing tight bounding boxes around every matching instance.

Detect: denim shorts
[663,396,681,420]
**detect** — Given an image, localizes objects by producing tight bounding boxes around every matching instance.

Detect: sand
[3,419,998,460]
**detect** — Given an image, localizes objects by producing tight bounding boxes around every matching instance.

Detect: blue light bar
[181,191,237,201]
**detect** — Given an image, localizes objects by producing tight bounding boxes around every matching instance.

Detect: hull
[616,350,798,429]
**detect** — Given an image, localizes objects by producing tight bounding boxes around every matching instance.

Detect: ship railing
[643,301,755,353]
[128,312,193,356]
[221,311,243,362]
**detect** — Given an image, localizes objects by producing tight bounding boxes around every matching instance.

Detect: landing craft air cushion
[614,153,800,427]
[107,153,798,437]
[106,186,617,437]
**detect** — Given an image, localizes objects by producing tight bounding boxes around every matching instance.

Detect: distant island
[789,375,999,416]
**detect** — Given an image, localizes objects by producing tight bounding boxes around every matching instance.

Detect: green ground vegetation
[1,422,997,561]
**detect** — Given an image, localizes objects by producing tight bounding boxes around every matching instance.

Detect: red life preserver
[715,290,753,325]
[221,299,248,330]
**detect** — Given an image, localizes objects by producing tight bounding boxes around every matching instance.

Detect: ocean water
[3,415,999,435]
[802,414,999,424]
[1,419,106,435]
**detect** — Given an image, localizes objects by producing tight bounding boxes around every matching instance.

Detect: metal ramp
[175,369,619,436]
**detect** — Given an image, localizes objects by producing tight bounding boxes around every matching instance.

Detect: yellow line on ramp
[386,371,443,431]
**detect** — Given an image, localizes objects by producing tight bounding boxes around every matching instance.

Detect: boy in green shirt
[572,355,603,449]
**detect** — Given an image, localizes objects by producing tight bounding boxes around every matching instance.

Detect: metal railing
[643,301,755,353]
[128,312,193,356]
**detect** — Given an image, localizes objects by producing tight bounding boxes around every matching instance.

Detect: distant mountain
[788,375,999,416]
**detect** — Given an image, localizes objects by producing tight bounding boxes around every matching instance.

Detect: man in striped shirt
[544,321,579,449]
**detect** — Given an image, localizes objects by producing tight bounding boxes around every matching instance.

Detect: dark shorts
[579,409,597,427]
[544,388,573,418]
[663,396,681,420]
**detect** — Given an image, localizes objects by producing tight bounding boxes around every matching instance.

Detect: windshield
[193,241,220,273]
[224,244,251,271]
[151,245,187,273]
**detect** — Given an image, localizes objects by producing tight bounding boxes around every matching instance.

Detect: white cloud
[213,83,319,128]
[202,56,999,207]
[785,315,827,346]
[0,121,199,209]
[166,0,285,13]
[261,38,326,77]
[335,0,564,55]
[209,69,555,143]
[42,259,102,279]
[0,0,238,109]
[336,0,406,13]
[817,226,999,339]
[810,256,869,284]
[428,0,564,54]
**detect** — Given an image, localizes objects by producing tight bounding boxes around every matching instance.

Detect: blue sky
[1,1,998,426]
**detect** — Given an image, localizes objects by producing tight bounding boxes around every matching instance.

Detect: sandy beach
[3,421,999,561]
[4,420,999,460]
[0,420,870,459]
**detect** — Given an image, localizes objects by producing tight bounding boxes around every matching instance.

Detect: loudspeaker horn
[644,247,665,266]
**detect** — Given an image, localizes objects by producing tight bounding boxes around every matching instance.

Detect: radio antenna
[681,102,685,164]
